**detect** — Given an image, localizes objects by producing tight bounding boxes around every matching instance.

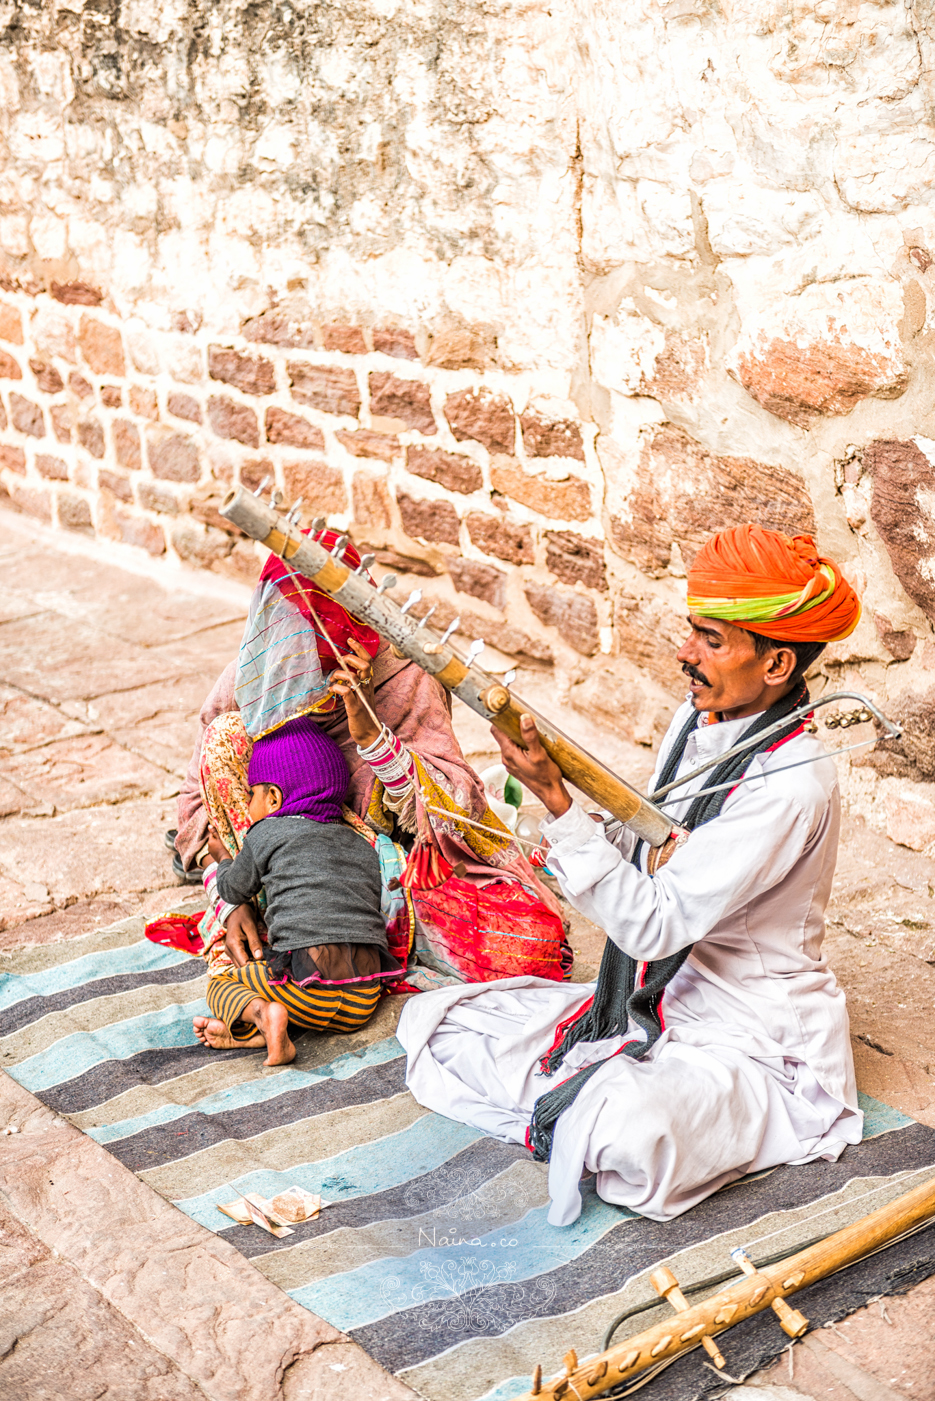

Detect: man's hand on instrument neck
[491,713,572,820]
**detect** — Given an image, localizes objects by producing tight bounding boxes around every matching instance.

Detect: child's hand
[206,827,228,865]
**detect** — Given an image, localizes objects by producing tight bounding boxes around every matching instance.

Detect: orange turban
[686,524,861,642]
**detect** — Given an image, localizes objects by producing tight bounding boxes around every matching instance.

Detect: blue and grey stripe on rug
[2,913,934,1401]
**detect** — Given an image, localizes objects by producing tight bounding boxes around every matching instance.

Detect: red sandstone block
[102,499,167,555]
[171,520,234,567]
[520,411,585,462]
[137,480,180,515]
[283,460,347,513]
[77,418,105,460]
[100,385,123,408]
[373,327,418,360]
[335,429,399,462]
[445,388,515,454]
[351,472,392,528]
[51,281,102,307]
[29,360,64,394]
[0,302,23,345]
[9,394,45,439]
[207,395,259,448]
[148,432,201,482]
[0,444,26,474]
[265,406,325,450]
[288,363,360,417]
[79,316,126,377]
[525,582,599,656]
[129,385,158,420]
[68,372,93,400]
[0,399,5,430]
[208,346,276,396]
[448,557,506,609]
[113,420,142,471]
[58,493,93,533]
[167,392,202,424]
[0,349,22,381]
[465,512,533,565]
[35,454,69,481]
[50,404,73,442]
[100,469,133,502]
[398,493,460,545]
[407,445,482,494]
[369,373,436,434]
[490,459,591,522]
[322,325,367,354]
[545,531,607,590]
[7,480,50,520]
[238,458,274,493]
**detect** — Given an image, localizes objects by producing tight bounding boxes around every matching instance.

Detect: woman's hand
[492,713,572,819]
[330,637,381,748]
[205,826,228,866]
[224,905,265,966]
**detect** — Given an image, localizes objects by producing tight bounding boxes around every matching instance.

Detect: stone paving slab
[0,797,180,932]
[0,1190,208,1401]
[0,612,189,705]
[0,1072,416,1401]
[1,732,170,813]
[0,682,92,752]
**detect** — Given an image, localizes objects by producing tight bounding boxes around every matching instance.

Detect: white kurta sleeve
[544,786,818,962]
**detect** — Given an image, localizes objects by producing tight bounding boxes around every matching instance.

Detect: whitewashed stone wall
[2,0,935,848]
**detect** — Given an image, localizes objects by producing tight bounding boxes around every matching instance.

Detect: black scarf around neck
[525,681,808,1163]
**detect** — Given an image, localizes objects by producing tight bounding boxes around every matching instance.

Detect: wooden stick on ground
[520,1174,935,1400]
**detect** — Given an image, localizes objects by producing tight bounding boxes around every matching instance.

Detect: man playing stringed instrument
[398,525,865,1226]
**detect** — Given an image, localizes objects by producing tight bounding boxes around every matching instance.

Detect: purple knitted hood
[247,715,349,823]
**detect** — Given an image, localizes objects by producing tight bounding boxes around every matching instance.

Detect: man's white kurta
[398,701,861,1225]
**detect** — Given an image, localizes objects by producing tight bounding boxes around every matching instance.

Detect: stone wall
[3,1,935,849]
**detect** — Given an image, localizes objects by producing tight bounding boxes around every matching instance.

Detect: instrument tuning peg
[269,488,282,509]
[420,604,437,625]
[399,588,423,616]
[286,496,304,524]
[331,533,350,558]
[358,553,376,573]
[504,669,516,685]
[439,617,460,646]
[377,573,397,595]
[466,639,485,666]
[310,516,326,533]
[252,474,272,498]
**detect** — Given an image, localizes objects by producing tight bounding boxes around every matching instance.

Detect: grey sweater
[214,816,387,953]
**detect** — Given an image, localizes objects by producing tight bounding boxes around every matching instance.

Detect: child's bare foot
[193,1015,264,1051]
[251,1001,296,1066]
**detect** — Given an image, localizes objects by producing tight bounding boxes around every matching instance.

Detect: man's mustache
[681,662,711,687]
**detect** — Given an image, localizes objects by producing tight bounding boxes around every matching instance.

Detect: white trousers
[397,979,860,1226]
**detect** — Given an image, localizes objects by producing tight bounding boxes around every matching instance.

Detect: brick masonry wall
[0,290,620,694]
[6,3,935,853]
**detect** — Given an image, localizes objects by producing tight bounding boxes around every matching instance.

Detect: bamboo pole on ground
[515,1174,935,1400]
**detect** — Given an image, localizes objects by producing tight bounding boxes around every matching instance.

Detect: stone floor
[1,504,934,1400]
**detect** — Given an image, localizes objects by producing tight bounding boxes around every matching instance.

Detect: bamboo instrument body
[219,487,678,847]
[517,1174,935,1400]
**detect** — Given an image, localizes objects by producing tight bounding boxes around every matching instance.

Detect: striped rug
[3,910,935,1401]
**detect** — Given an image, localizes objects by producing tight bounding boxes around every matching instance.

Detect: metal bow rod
[219,486,679,847]
[651,692,901,803]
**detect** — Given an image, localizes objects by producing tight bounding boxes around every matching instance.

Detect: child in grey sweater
[193,716,399,1065]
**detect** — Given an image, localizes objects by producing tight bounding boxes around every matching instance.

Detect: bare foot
[192,1015,265,1051]
[251,1001,296,1066]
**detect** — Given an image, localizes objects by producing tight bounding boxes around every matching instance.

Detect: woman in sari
[174,529,570,1020]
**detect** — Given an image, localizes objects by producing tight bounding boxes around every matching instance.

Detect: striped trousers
[206,959,382,1040]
